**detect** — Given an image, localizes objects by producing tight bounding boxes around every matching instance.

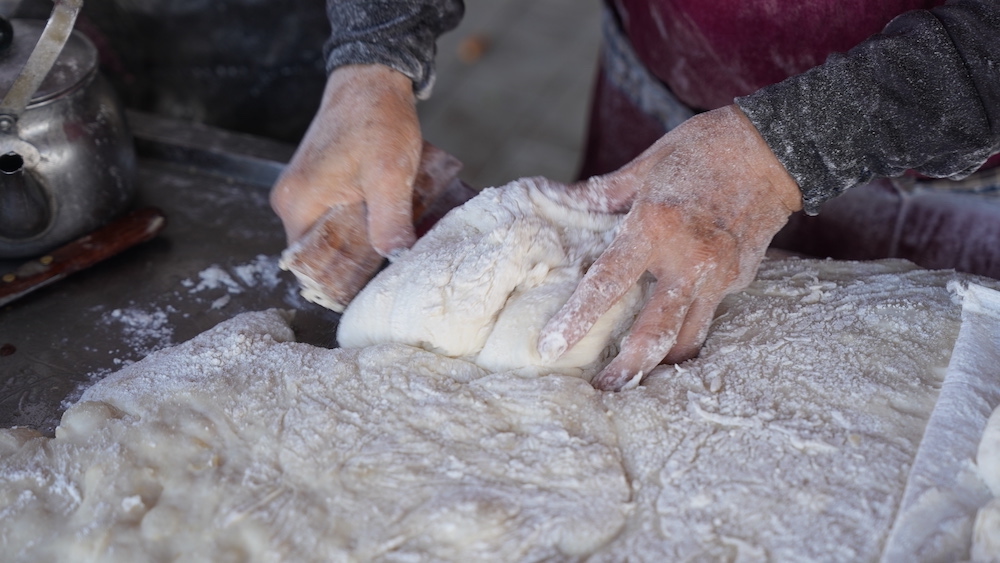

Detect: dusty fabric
[324,0,464,99]
[611,0,943,111]
[737,1,1000,214]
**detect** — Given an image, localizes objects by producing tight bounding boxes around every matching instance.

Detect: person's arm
[737,0,1000,214]
[271,1,463,256]
[540,0,1000,391]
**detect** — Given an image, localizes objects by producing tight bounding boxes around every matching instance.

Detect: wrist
[324,64,416,110]
[727,105,803,214]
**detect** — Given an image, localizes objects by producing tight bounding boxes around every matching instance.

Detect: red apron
[582,0,943,177]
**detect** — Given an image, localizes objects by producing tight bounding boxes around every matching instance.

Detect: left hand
[536,105,803,391]
[270,64,423,256]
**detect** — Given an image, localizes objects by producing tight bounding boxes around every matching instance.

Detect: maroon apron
[582,0,942,177]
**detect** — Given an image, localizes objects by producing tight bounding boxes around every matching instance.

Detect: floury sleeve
[324,1,464,99]
[736,0,1000,215]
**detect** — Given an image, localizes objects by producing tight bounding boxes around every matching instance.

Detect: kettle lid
[0,19,96,106]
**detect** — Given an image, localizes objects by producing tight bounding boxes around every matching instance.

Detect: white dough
[0,310,630,562]
[975,498,1000,562]
[337,178,650,380]
[981,405,1000,497]
[0,257,976,561]
[974,403,1000,560]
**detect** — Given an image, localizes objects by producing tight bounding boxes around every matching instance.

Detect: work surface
[0,113,341,434]
[3,113,1000,557]
[2,258,994,560]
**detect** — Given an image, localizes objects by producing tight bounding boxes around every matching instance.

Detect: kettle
[0,0,135,258]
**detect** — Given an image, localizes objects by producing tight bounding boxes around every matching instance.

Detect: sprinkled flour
[184,254,284,297]
[0,257,979,561]
[92,255,291,369]
[101,306,176,361]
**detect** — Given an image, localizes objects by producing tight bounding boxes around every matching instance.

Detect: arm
[737,0,1000,213]
[271,1,463,255]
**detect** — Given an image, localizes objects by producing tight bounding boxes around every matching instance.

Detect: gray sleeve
[736,0,1000,215]
[324,1,464,99]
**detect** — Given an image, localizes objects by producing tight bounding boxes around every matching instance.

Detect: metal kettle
[0,0,135,258]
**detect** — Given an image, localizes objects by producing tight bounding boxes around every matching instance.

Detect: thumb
[535,172,638,214]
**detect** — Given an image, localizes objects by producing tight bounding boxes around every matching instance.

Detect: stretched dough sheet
[883,283,1000,562]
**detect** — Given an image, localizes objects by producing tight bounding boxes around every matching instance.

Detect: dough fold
[337,178,651,380]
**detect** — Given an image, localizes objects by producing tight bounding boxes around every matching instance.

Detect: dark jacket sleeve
[736,0,1000,215]
[324,1,464,99]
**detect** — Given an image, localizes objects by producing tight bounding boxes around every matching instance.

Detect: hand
[536,105,803,391]
[270,64,422,256]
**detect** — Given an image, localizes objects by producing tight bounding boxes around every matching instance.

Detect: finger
[537,230,650,362]
[535,173,638,214]
[270,176,345,244]
[591,282,693,391]
[367,186,416,258]
[663,294,720,364]
[272,199,310,244]
[365,156,419,257]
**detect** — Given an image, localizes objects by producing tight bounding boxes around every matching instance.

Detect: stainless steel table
[0,112,341,434]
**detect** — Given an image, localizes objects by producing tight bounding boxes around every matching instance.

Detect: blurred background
[418,0,603,189]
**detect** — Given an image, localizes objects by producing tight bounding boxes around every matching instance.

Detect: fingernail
[620,370,644,390]
[385,247,408,262]
[537,331,568,362]
[375,230,416,261]
[594,357,644,391]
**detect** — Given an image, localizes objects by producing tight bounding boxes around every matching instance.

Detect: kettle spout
[0,151,50,239]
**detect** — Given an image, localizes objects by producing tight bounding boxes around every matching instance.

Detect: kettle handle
[0,0,83,126]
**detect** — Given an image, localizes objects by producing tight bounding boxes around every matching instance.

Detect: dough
[337,178,651,380]
[974,404,1000,560]
[974,498,1000,562]
[980,405,1000,497]
[0,310,629,562]
[0,257,972,561]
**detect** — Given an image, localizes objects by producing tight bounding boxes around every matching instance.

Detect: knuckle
[583,263,631,301]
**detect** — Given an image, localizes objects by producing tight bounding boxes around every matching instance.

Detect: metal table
[0,112,341,434]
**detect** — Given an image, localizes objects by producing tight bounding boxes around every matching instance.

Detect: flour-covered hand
[270,64,422,256]
[537,105,803,391]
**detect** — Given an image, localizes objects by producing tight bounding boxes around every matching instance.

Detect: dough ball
[337,178,651,380]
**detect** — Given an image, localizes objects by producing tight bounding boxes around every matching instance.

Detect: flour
[100,305,176,362]
[94,255,287,364]
[0,256,971,561]
[184,254,307,312]
[980,406,1000,498]
[975,403,1000,561]
[1,310,629,562]
[596,259,970,561]
[185,254,283,297]
[886,282,1000,562]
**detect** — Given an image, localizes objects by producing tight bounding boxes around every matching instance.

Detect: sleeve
[324,1,464,100]
[735,0,1000,215]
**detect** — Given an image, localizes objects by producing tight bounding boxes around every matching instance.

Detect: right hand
[536,105,803,391]
[270,64,423,256]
